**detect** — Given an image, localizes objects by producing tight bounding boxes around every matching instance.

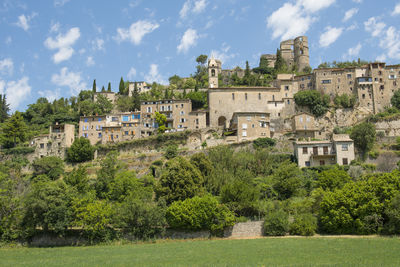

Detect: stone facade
[31,124,75,159]
[208,57,222,88]
[280,36,310,72]
[294,134,355,167]
[229,112,270,142]
[94,92,117,105]
[292,112,321,139]
[128,81,152,95]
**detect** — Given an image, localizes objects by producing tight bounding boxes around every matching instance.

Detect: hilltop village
[28,35,400,167]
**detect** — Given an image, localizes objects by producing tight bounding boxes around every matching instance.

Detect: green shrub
[32,156,64,180]
[253,138,276,149]
[263,210,289,236]
[289,213,317,236]
[164,144,178,159]
[166,195,235,234]
[67,137,94,163]
[368,150,379,159]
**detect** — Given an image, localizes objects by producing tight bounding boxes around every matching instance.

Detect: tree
[289,213,317,236]
[0,94,10,123]
[101,86,106,92]
[294,90,330,117]
[95,94,113,114]
[2,111,28,148]
[95,151,123,199]
[22,180,74,234]
[391,90,400,110]
[156,156,204,204]
[119,77,126,95]
[67,137,95,163]
[271,161,303,200]
[243,61,251,86]
[107,82,111,92]
[116,96,134,112]
[196,55,208,65]
[32,156,65,180]
[316,167,351,191]
[190,153,213,178]
[350,122,376,156]
[166,195,235,233]
[274,48,286,73]
[164,144,178,159]
[92,79,96,93]
[263,209,289,236]
[132,82,140,110]
[154,111,167,133]
[64,165,90,194]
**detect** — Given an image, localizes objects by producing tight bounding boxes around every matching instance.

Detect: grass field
[1,237,400,266]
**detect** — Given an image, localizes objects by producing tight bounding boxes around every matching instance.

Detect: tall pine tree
[119,77,125,95]
[0,94,10,123]
[107,82,111,92]
[132,82,140,111]
[2,111,27,148]
[92,79,96,93]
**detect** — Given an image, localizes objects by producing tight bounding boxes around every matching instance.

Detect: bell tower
[208,56,221,89]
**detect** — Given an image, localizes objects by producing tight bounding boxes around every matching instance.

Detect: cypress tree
[132,82,140,111]
[0,94,10,123]
[101,86,106,92]
[119,77,125,95]
[92,79,96,93]
[274,48,286,72]
[107,82,111,92]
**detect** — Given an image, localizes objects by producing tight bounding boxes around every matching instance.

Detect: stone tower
[294,36,309,71]
[208,56,222,89]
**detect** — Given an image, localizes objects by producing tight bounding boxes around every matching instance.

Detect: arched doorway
[218,116,226,128]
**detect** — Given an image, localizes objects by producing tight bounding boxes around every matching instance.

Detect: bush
[350,122,376,156]
[166,195,235,234]
[289,213,317,236]
[67,137,95,163]
[294,90,330,117]
[253,138,276,149]
[263,210,289,236]
[164,144,178,159]
[334,94,356,108]
[32,156,64,180]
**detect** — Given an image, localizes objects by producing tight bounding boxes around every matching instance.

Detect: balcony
[357,77,372,85]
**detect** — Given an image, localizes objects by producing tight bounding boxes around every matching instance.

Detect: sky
[1,0,400,112]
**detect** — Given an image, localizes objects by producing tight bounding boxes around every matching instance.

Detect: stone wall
[375,119,400,136]
[224,221,264,238]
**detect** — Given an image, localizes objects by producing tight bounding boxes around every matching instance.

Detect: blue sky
[1,0,400,112]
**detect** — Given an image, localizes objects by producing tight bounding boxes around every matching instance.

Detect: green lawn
[1,237,400,266]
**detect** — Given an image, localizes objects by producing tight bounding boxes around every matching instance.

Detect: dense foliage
[294,90,330,117]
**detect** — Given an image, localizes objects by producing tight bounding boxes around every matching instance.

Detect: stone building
[292,112,319,139]
[280,36,310,72]
[128,81,152,95]
[31,123,75,159]
[208,57,222,88]
[227,112,270,142]
[79,112,141,145]
[94,92,117,105]
[294,134,355,167]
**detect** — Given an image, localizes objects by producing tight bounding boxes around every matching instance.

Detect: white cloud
[86,56,95,66]
[92,38,105,51]
[0,58,13,75]
[127,67,137,80]
[50,21,60,33]
[51,67,87,95]
[38,88,61,102]
[343,8,358,22]
[267,0,335,40]
[364,17,386,37]
[54,0,70,7]
[1,77,31,111]
[115,20,159,45]
[343,43,362,59]
[144,64,166,84]
[193,0,207,13]
[177,28,199,53]
[15,13,37,31]
[299,0,335,13]
[319,27,343,47]
[392,3,400,16]
[210,43,237,66]
[180,0,208,19]
[379,26,400,60]
[44,27,81,63]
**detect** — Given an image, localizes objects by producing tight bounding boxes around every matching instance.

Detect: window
[342,144,348,151]
[112,117,118,122]
[125,131,129,135]
[84,118,88,122]
[313,147,318,155]
[161,106,165,111]
[258,93,261,100]
[380,85,384,90]
[305,161,311,167]
[242,123,248,129]
[299,117,303,122]
[362,94,365,99]
[180,118,185,123]
[242,130,247,137]
[320,160,325,166]
[98,133,102,138]
[122,116,129,122]
[347,74,352,79]
[272,95,275,101]
[342,158,348,165]
[306,116,310,122]
[245,93,247,100]
[260,122,267,128]
[323,146,328,155]
[321,80,331,84]
[287,100,290,104]
[389,74,397,79]
[137,114,140,119]
[147,107,152,113]
[181,104,184,108]
[252,124,255,128]
[232,93,235,100]
[40,143,44,149]
[98,118,102,122]
[247,116,251,121]
[180,111,184,115]
[285,85,289,90]
[302,147,308,154]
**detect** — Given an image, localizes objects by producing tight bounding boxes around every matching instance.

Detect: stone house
[292,112,319,139]
[294,134,355,167]
[227,112,270,143]
[31,123,75,159]
[128,81,152,95]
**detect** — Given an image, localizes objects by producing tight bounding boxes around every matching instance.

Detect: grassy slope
[1,237,400,266]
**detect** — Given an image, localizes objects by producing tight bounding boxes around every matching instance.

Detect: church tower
[208,56,221,89]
